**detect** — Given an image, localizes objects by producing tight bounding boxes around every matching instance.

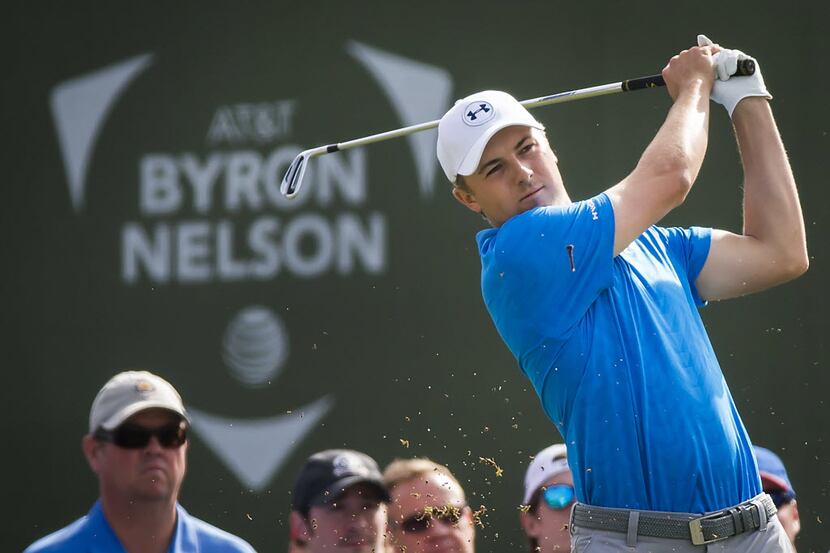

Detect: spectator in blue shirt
[24,370,256,553]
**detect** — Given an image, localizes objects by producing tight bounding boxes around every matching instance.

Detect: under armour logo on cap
[464,100,495,126]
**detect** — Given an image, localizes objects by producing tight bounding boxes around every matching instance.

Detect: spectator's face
[776,500,800,545]
[301,484,388,553]
[520,470,575,552]
[84,409,188,503]
[388,473,475,553]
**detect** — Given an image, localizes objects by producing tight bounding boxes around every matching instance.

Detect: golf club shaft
[281,60,755,198]
[323,76,657,154]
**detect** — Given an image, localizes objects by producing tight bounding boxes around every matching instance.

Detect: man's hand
[661,44,718,102]
[697,34,772,117]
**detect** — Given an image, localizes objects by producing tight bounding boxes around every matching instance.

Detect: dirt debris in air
[478,456,504,477]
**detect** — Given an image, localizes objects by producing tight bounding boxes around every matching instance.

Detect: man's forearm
[733,98,808,275]
[638,82,710,193]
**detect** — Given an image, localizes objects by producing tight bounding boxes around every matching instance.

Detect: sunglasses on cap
[400,506,465,533]
[540,484,575,510]
[94,419,188,449]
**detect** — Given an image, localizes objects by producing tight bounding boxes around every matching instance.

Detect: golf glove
[697,34,772,117]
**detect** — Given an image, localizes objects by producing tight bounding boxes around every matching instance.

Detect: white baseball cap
[437,90,545,184]
[89,370,188,432]
[523,443,569,504]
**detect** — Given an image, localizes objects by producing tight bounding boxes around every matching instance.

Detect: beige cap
[523,443,569,504]
[89,370,188,432]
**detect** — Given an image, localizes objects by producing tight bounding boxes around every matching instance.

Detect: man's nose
[426,518,454,537]
[511,157,534,182]
[144,435,164,453]
[349,511,373,530]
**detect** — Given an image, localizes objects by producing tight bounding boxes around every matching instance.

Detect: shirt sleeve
[659,226,712,307]
[487,193,615,338]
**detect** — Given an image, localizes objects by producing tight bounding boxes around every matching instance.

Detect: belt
[571,494,777,546]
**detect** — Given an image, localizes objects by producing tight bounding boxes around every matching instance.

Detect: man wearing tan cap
[25,370,256,553]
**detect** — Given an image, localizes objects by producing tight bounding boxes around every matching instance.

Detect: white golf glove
[697,34,772,117]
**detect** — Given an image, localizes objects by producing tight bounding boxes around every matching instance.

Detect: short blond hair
[383,458,466,503]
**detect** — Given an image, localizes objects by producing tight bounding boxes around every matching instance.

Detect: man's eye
[520,143,535,154]
[486,164,501,177]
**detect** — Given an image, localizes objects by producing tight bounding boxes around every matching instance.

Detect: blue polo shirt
[477,193,760,513]
[24,500,256,553]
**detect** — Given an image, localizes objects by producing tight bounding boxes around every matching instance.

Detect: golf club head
[280,152,309,199]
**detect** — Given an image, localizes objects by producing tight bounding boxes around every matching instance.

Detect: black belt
[571,494,777,546]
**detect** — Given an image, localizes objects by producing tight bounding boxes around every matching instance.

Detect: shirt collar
[86,500,126,553]
[86,500,188,553]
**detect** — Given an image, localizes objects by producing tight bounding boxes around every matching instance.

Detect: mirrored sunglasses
[94,419,188,449]
[542,484,575,510]
[401,506,464,533]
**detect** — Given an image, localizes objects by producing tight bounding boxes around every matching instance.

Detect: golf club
[280,60,754,199]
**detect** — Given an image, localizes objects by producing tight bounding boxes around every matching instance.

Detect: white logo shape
[50,54,153,212]
[223,306,288,387]
[188,396,334,492]
[190,303,333,491]
[347,41,452,198]
[463,100,495,126]
[332,452,371,478]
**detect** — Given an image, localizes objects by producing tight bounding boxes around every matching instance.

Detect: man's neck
[100,494,178,553]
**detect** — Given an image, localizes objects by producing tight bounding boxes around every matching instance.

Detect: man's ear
[82,434,102,474]
[290,510,313,541]
[451,186,481,214]
[791,500,801,528]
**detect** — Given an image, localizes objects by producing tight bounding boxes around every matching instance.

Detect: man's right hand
[661,44,718,102]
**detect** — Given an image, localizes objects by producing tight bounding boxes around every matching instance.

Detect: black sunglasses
[94,419,188,449]
[400,506,464,533]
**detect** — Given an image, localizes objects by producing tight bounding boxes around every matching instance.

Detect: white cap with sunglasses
[523,443,570,505]
[89,370,189,433]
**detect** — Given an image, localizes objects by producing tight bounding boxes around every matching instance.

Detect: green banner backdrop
[5,2,828,552]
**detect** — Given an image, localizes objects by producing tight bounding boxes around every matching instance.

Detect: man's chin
[131,483,175,502]
[425,536,467,553]
[337,542,378,552]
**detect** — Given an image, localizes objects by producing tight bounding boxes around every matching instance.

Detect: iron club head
[280,151,309,199]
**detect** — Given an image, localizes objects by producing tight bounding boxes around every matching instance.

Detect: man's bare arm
[606,46,716,255]
[696,98,808,300]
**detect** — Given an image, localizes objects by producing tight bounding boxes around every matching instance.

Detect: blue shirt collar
[86,500,189,553]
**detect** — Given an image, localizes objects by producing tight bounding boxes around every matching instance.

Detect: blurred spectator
[384,458,475,553]
[290,449,390,553]
[24,370,256,553]
[755,445,800,552]
[520,444,574,552]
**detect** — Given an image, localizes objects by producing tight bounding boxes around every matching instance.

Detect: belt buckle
[689,512,728,546]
